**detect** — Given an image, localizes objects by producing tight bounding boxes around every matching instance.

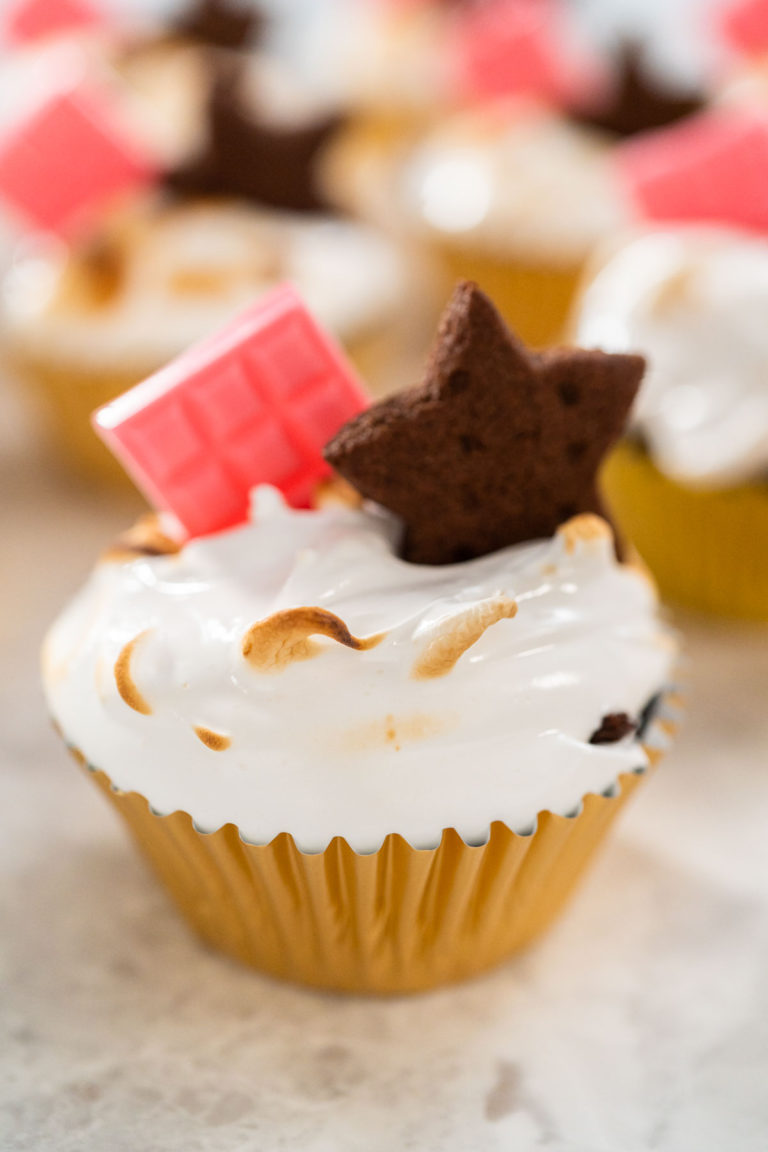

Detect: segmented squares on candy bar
[93,284,370,539]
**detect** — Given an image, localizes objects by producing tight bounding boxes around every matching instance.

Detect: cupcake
[1,55,427,482]
[573,226,768,620]
[325,40,708,349]
[326,101,629,348]
[43,281,677,993]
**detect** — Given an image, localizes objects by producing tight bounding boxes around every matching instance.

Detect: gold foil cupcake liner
[603,441,768,621]
[61,697,677,995]
[435,246,585,350]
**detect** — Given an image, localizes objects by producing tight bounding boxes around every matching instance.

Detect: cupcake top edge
[43,484,674,853]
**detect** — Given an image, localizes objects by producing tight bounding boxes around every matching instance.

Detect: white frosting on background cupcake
[399,106,629,265]
[574,227,768,488]
[2,198,412,370]
[43,487,674,853]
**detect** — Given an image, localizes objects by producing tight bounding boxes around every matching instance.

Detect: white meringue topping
[574,227,768,487]
[43,488,674,852]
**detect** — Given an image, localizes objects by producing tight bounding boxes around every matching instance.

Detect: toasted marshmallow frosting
[43,488,674,853]
[2,198,410,371]
[398,106,629,264]
[574,227,768,487]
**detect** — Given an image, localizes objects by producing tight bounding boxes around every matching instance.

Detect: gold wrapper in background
[66,732,669,995]
[435,246,584,349]
[603,441,768,622]
[321,116,581,350]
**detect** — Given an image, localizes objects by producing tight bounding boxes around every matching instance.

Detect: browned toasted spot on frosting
[61,235,127,310]
[557,513,612,555]
[412,598,518,680]
[104,515,182,562]
[340,712,449,753]
[193,726,231,752]
[311,475,364,510]
[242,607,383,672]
[114,631,152,715]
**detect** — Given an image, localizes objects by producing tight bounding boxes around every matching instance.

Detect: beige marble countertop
[2,380,768,1151]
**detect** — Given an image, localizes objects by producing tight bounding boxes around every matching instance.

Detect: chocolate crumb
[589,712,637,745]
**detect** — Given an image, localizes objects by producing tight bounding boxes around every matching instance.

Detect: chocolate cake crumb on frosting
[325,281,645,565]
[589,712,637,745]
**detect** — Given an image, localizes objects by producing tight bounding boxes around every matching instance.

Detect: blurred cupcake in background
[0,3,430,483]
[2,196,418,482]
[325,23,709,348]
[574,225,768,621]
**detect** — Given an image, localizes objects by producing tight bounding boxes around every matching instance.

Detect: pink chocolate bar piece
[93,285,370,539]
[719,0,768,54]
[616,109,768,231]
[449,0,577,103]
[0,84,153,236]
[3,0,103,44]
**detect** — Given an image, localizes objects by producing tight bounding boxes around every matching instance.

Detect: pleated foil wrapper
[603,440,768,621]
[63,696,679,995]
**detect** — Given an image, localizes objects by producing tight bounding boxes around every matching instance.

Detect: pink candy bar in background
[93,285,370,540]
[0,83,154,236]
[2,0,103,45]
[718,0,768,54]
[448,0,590,105]
[616,110,768,232]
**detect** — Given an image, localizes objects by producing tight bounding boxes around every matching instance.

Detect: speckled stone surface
[3,378,768,1150]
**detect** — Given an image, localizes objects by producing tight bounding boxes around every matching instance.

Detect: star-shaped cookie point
[324,281,645,566]
[572,41,705,139]
[173,0,264,50]
[165,67,342,213]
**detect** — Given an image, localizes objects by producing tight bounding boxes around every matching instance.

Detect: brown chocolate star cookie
[324,282,644,565]
[165,68,342,213]
[173,0,264,50]
[572,41,705,138]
